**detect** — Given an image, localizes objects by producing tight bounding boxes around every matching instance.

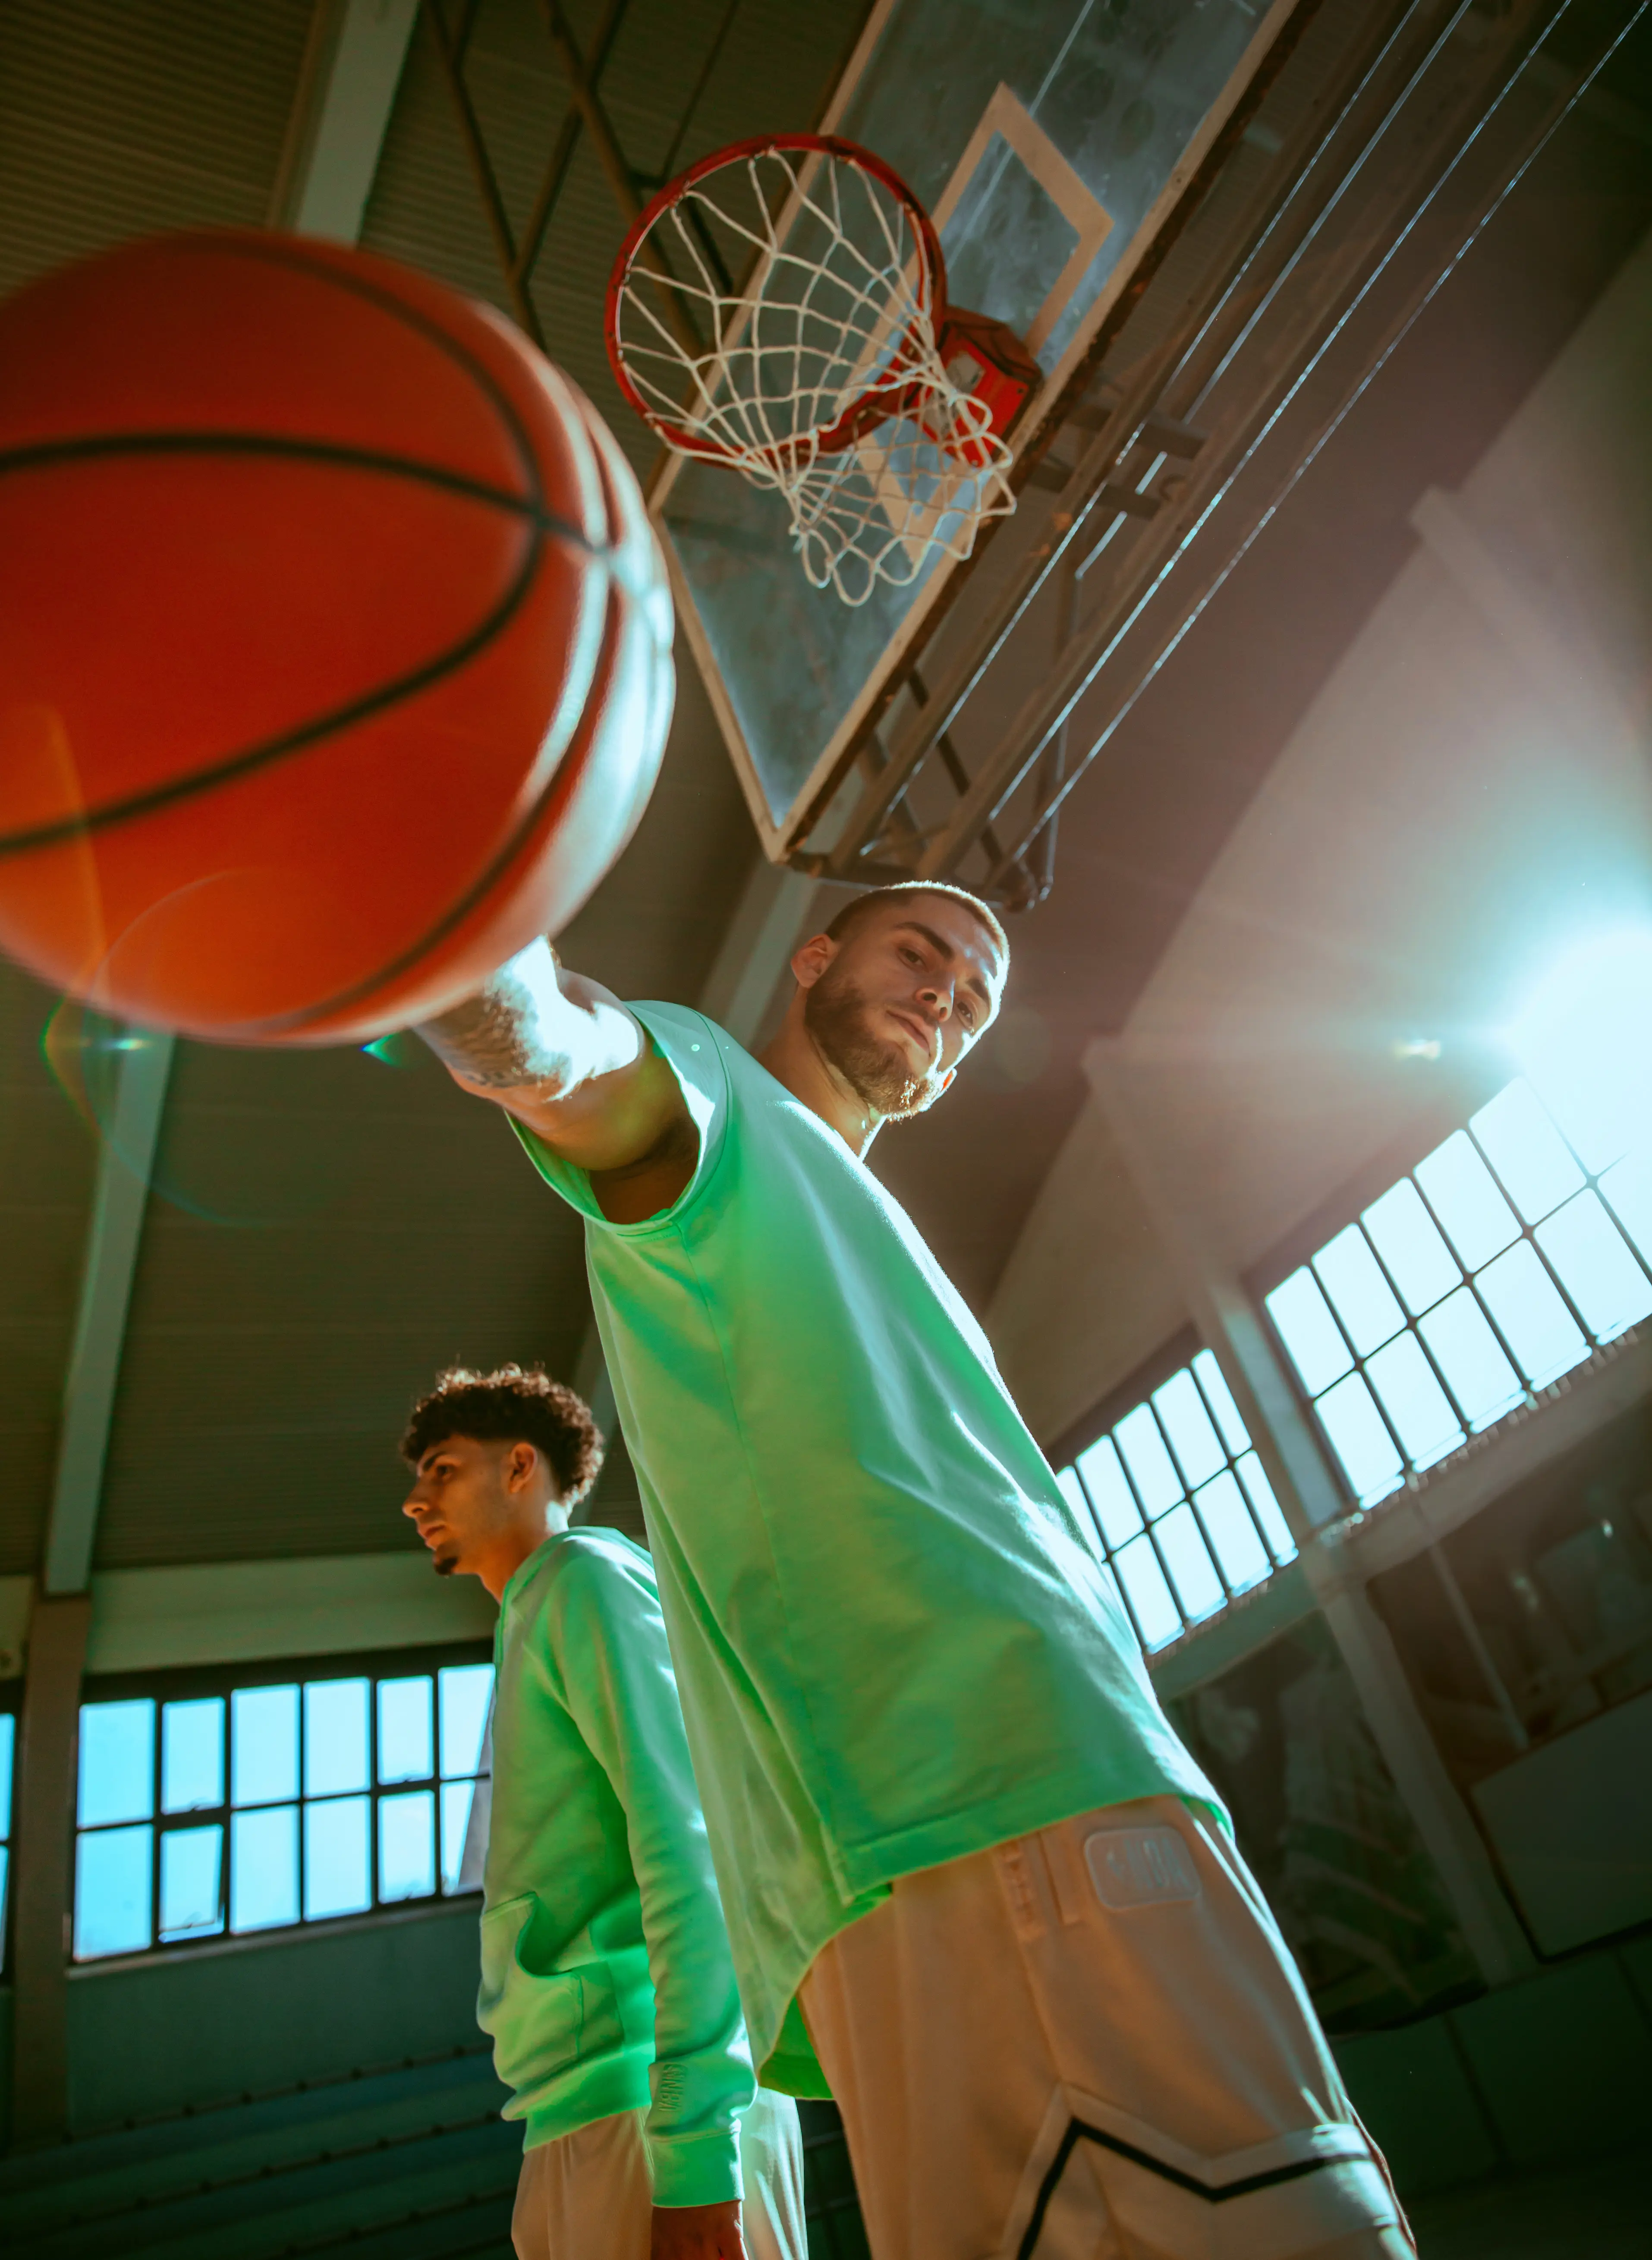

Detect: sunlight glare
[1506,930,1652,1174]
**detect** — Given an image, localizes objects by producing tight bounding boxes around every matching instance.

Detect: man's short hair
[821,881,1010,964]
[400,1364,604,1505]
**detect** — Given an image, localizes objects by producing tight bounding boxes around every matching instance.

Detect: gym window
[1264,1076,1652,1510]
[1055,1349,1298,1653]
[0,1701,15,1953]
[72,1648,493,1962]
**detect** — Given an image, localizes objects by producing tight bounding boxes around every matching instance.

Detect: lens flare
[1506,930,1652,1174]
[39,994,392,1226]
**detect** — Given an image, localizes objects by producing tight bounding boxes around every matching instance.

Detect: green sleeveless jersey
[513,1005,1219,2093]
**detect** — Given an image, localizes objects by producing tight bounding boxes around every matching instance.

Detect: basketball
[0,230,673,1044]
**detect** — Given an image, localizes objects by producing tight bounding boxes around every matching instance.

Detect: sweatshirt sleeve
[546,1542,754,2207]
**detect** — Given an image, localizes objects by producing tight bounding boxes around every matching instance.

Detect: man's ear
[503,1440,538,1495]
[790,931,837,992]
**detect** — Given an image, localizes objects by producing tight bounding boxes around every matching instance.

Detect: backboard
[646,0,1299,861]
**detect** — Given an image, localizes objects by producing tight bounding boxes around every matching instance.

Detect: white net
[611,143,1015,607]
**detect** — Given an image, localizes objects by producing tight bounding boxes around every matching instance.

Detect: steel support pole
[1084,1039,1536,1986]
[9,1595,92,2150]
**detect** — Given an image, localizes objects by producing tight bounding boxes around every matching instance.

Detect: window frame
[72,1639,493,1965]
[1251,1080,1652,1510]
[1050,1330,1300,1655]
[0,1677,19,1973]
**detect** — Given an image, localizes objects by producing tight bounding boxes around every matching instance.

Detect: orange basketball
[0,230,673,1043]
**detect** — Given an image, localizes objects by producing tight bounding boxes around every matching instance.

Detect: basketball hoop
[605,135,1038,607]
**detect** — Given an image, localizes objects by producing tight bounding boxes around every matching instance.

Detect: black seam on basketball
[1015,2119,1359,2258]
[0,430,591,537]
[234,568,636,1037]
[0,527,548,859]
[175,233,548,519]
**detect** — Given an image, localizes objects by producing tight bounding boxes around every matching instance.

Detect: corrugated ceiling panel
[0,0,312,297]
[0,965,98,1573]
[361,0,869,478]
[94,1041,590,1569]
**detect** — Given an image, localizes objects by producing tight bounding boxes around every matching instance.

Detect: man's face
[402,1433,519,1578]
[803,896,1007,1119]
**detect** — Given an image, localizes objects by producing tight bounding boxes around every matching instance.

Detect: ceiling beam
[699,860,828,1050]
[269,0,420,241]
[42,1034,175,1595]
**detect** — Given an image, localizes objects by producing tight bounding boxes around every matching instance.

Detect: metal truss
[793,0,1649,911]
[421,0,740,351]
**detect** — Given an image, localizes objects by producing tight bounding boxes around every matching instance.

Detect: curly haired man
[400,1363,803,2260]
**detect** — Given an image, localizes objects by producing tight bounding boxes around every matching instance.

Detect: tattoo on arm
[415,950,570,1092]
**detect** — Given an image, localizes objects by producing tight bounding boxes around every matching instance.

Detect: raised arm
[415,938,691,1189]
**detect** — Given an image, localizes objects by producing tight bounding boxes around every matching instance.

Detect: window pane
[305,1678,369,1797]
[1193,1350,1251,1455]
[75,1823,152,1957]
[1265,1269,1353,1396]
[230,1804,299,1932]
[162,1699,223,1814]
[1236,1453,1297,1563]
[1415,1132,1520,1272]
[1418,1286,1525,1428]
[1152,1370,1226,1490]
[1193,1471,1270,1595]
[159,1825,223,1941]
[1110,1536,1183,1652]
[379,1790,437,1901]
[1314,1373,1404,1508]
[441,1779,477,1894]
[1535,1191,1652,1342]
[305,1795,371,1920]
[1473,1242,1589,1391]
[232,1686,299,1807]
[0,1712,15,1837]
[78,1700,154,1828]
[1600,1147,1652,1265]
[439,1666,494,1781]
[1112,1405,1184,1517]
[1154,1505,1226,1622]
[378,1677,434,1785]
[1055,1464,1091,1524]
[1364,1333,1464,1471]
[1362,1179,1461,1316]
[1313,1227,1405,1356]
[1075,1436,1142,1549]
[1470,1080,1585,1224]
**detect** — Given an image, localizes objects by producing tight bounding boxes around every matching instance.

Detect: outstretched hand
[651,2199,746,2259]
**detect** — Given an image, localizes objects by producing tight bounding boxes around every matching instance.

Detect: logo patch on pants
[1083,1824,1201,1910]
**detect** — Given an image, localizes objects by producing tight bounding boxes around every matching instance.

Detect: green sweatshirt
[477,1528,755,2205]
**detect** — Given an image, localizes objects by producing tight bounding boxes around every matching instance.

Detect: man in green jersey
[415,887,1412,2260]
[398,1362,804,2260]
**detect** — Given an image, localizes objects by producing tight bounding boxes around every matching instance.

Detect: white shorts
[799,1796,1416,2260]
[510,2087,806,2260]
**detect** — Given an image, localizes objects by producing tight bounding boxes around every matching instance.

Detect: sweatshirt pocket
[477,1893,625,2105]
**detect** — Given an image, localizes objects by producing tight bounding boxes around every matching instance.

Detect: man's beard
[804,965,947,1120]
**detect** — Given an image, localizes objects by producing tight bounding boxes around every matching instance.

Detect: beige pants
[511,2088,806,2260]
[800,1797,1416,2260]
